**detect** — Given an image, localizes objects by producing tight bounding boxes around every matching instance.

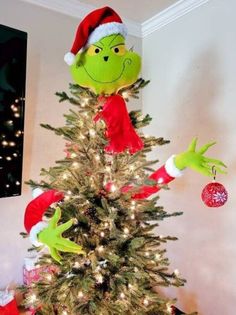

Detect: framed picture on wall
[0,24,27,198]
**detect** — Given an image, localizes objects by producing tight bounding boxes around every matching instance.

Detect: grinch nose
[104,56,109,62]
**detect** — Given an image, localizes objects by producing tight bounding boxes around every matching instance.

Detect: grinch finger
[59,238,84,252]
[187,137,198,152]
[203,157,227,167]
[56,219,73,234]
[192,164,212,176]
[49,207,62,229]
[198,142,216,155]
[49,246,62,263]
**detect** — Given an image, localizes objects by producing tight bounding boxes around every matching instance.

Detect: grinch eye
[111,44,126,56]
[87,45,102,56]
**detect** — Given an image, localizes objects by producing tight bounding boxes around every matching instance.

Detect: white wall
[0,0,142,288]
[142,1,236,314]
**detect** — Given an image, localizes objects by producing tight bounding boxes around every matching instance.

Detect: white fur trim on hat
[29,221,49,247]
[87,22,128,46]
[165,155,184,178]
[64,51,76,65]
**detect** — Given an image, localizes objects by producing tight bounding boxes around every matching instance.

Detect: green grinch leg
[38,207,85,263]
[174,137,227,176]
[70,34,141,95]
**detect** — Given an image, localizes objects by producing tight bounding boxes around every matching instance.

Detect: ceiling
[78,0,179,23]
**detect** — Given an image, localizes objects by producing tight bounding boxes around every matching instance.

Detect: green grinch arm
[174,137,227,176]
[38,207,85,263]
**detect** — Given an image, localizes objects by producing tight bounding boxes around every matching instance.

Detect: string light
[29,293,37,304]
[89,129,96,137]
[62,310,68,315]
[62,173,68,179]
[97,246,104,253]
[120,292,125,299]
[143,298,149,306]
[16,181,21,186]
[95,273,103,283]
[124,227,129,234]
[6,156,12,161]
[100,231,105,237]
[78,291,84,299]
[174,269,180,276]
[70,153,77,158]
[45,273,53,281]
[145,251,150,257]
[95,155,100,161]
[130,213,135,220]
[110,184,117,192]
[72,161,79,167]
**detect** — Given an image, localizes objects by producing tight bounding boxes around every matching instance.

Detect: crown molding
[21,0,209,38]
[142,0,209,37]
[21,0,142,37]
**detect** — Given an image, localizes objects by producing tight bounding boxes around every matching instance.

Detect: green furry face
[70,34,141,95]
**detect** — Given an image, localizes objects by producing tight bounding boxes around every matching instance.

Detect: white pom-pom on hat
[64,52,76,66]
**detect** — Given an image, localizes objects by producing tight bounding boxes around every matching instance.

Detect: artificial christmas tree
[20,6,226,315]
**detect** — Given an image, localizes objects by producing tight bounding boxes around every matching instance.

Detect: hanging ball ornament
[201,166,228,207]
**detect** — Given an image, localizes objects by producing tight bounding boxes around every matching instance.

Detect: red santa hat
[64,6,128,66]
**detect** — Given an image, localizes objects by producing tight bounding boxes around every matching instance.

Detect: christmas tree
[21,6,225,315]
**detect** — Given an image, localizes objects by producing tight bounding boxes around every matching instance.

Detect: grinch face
[70,34,141,95]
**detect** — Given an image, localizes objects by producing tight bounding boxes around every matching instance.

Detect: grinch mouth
[80,58,132,83]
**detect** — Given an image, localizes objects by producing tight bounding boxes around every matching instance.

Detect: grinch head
[70,34,141,95]
[64,6,141,95]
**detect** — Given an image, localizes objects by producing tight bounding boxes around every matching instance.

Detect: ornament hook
[212,165,217,181]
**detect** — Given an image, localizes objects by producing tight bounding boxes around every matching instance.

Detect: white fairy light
[155,253,161,260]
[131,200,136,206]
[62,310,68,315]
[2,140,8,146]
[143,298,149,306]
[97,246,104,253]
[166,303,172,313]
[14,113,20,118]
[79,134,85,140]
[104,222,109,228]
[73,262,80,269]
[6,156,12,161]
[72,161,79,167]
[29,293,37,303]
[62,173,68,179]
[9,141,16,146]
[130,213,135,220]
[120,292,125,299]
[100,231,105,237]
[145,251,150,257]
[13,153,18,157]
[78,291,84,299]
[105,166,111,172]
[124,227,129,234]
[110,184,117,192]
[45,273,52,281]
[70,153,77,158]
[6,184,10,188]
[95,155,100,161]
[95,273,103,283]
[89,129,96,137]
[174,269,180,276]
[16,181,21,186]
[122,91,129,99]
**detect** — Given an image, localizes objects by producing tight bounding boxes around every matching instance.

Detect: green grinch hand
[38,207,85,263]
[174,138,227,176]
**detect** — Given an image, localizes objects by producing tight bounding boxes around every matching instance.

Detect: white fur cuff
[165,155,184,178]
[87,22,128,46]
[29,221,48,247]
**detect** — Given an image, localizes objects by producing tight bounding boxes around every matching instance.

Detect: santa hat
[64,6,128,66]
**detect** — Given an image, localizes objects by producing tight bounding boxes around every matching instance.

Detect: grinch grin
[80,58,132,84]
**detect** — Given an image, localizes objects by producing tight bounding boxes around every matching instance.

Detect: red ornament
[201,181,228,207]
